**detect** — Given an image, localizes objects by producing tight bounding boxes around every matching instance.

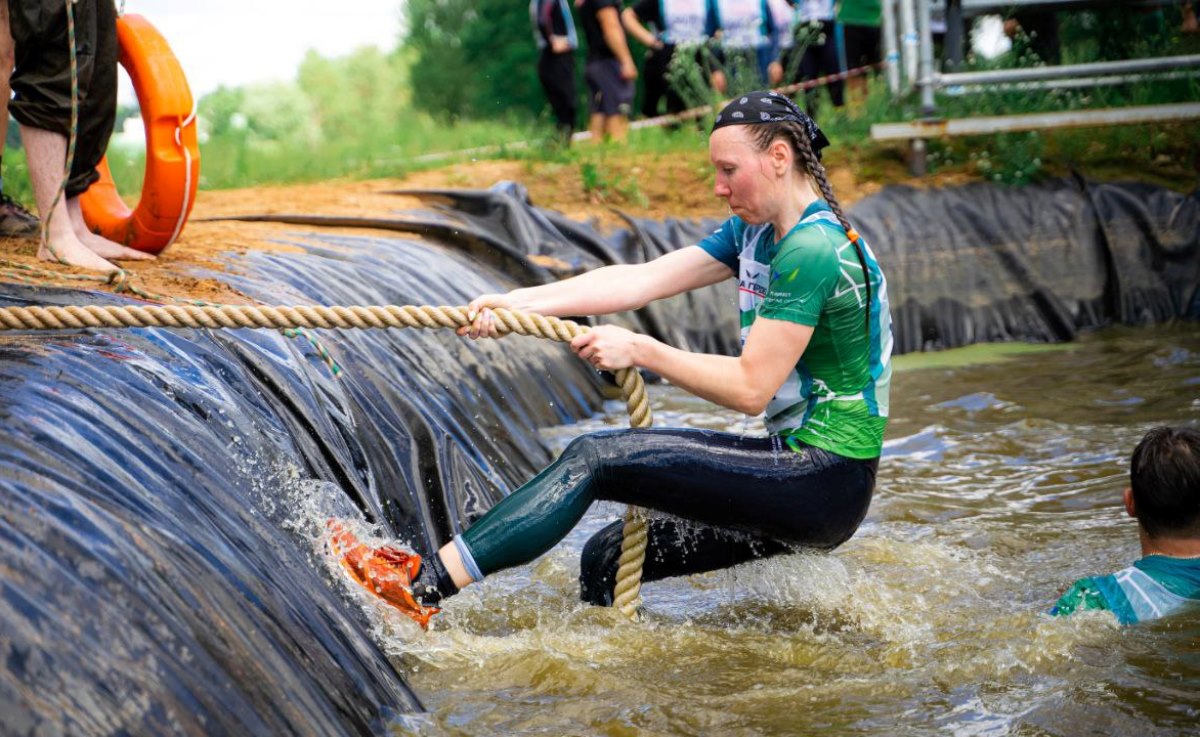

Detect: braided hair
[747,121,872,340]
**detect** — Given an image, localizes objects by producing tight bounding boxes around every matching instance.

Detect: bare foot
[76,228,157,261]
[37,232,119,272]
[66,197,156,261]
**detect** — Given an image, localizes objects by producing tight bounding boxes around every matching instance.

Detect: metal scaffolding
[872,0,1200,173]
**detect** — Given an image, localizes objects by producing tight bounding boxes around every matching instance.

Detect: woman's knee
[559,429,633,475]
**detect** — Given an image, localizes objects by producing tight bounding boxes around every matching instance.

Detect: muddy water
[322,326,1199,736]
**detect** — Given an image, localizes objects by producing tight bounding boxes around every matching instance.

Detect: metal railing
[874,0,1200,173]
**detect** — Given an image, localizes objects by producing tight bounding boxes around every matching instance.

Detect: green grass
[1,112,539,205]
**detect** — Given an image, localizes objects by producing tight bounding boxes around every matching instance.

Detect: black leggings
[458,428,877,605]
[640,45,685,118]
[537,50,577,136]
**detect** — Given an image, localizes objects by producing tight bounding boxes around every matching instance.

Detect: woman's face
[709,125,782,225]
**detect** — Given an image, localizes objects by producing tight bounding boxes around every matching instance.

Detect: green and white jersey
[697,200,892,459]
[1052,555,1200,625]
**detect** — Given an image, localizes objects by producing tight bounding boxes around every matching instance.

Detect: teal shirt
[1052,555,1200,625]
[697,201,893,459]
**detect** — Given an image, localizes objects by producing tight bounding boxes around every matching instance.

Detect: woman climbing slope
[331,91,893,627]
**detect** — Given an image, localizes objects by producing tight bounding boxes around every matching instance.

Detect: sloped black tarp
[218,181,742,359]
[852,176,1200,353]
[221,177,1199,356]
[0,233,603,736]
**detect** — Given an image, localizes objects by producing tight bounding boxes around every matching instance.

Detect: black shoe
[0,192,40,238]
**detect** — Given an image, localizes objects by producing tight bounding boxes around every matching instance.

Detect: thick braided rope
[0,302,651,617]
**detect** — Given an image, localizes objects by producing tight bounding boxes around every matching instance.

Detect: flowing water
[294,325,1200,736]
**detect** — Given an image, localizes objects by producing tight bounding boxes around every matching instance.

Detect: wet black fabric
[460,428,876,577]
[567,431,878,607]
[9,0,118,197]
[851,176,1200,353]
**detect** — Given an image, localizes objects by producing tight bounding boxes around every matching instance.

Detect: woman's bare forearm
[503,247,731,317]
[507,263,659,316]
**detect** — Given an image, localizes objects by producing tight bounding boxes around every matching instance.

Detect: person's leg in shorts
[585,58,634,142]
[842,23,881,107]
[0,2,40,237]
[539,50,578,141]
[9,0,149,268]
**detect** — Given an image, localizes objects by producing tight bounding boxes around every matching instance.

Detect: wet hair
[746,121,871,338]
[1130,426,1200,538]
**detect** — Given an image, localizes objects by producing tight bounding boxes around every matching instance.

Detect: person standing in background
[764,0,797,86]
[622,0,713,119]
[531,0,580,142]
[770,0,844,115]
[580,0,638,143]
[835,0,882,106]
[709,0,776,93]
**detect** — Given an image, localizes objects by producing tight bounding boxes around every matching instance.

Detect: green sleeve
[836,0,882,26]
[1051,577,1111,618]
[758,229,839,327]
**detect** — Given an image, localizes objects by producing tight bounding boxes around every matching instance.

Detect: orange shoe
[326,519,440,629]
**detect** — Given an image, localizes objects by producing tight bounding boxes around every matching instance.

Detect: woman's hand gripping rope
[570,324,642,371]
[458,293,646,373]
[457,293,516,340]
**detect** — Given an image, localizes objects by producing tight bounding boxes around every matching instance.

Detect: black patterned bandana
[711,90,831,158]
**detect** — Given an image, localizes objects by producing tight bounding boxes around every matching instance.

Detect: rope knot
[106,269,131,291]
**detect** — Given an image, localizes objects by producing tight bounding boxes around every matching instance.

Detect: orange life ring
[80,14,200,255]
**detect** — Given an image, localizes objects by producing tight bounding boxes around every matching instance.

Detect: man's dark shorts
[584,58,634,117]
[9,0,119,197]
[842,23,883,68]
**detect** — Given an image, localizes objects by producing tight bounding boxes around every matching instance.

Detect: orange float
[80,14,200,255]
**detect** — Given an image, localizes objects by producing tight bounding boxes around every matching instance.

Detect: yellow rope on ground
[0,298,651,619]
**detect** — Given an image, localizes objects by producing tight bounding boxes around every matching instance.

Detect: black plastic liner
[2,176,1196,735]
[852,175,1200,353]
[220,177,1199,356]
[0,233,603,736]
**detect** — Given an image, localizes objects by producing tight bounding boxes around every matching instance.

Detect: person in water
[331,91,893,626]
[1052,426,1200,625]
